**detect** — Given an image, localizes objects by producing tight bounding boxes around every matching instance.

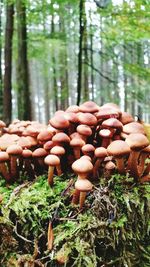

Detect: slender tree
[16,0,31,120]
[3,1,14,124]
[0,0,3,118]
[77,0,84,105]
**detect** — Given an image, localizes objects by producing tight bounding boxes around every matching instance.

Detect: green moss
[0,174,150,266]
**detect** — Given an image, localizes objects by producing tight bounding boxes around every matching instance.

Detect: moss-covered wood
[0,173,150,267]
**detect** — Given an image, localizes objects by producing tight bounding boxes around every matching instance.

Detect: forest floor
[0,171,150,267]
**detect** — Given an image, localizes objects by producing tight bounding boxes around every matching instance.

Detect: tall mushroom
[125,133,149,180]
[44,154,60,186]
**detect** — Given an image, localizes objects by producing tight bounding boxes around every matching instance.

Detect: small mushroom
[126,133,149,180]
[107,140,130,174]
[44,154,60,186]
[75,179,93,209]
[6,144,23,179]
[0,151,11,182]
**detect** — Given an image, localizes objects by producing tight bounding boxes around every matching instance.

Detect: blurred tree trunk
[51,14,58,111]
[83,2,89,102]
[90,32,94,101]
[3,1,14,125]
[123,44,128,111]
[77,0,84,105]
[59,19,69,110]
[0,0,3,118]
[16,0,31,120]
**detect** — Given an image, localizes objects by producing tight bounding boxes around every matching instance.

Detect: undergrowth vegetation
[0,173,150,267]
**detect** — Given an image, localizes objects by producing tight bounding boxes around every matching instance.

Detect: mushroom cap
[95,107,119,120]
[142,144,150,153]
[70,138,85,147]
[102,118,123,130]
[26,136,38,147]
[0,151,9,162]
[49,115,70,129]
[125,133,149,151]
[32,148,48,157]
[72,158,93,173]
[17,136,31,149]
[65,105,79,113]
[81,144,95,154]
[75,179,93,192]
[105,160,116,170]
[94,147,108,158]
[123,122,145,135]
[23,125,40,137]
[37,129,53,142]
[120,112,134,125]
[80,155,92,161]
[77,113,97,126]
[52,132,70,143]
[99,129,113,138]
[22,149,32,158]
[43,140,55,150]
[44,154,60,166]
[79,101,99,113]
[77,124,92,137]
[50,145,65,156]
[6,144,23,155]
[107,140,131,157]
[64,112,79,123]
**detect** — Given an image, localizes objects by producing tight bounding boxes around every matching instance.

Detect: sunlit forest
[0,0,150,266]
[0,0,150,124]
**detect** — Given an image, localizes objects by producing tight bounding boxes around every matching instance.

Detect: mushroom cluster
[0,101,149,205]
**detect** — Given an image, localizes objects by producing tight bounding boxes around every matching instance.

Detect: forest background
[0,0,150,125]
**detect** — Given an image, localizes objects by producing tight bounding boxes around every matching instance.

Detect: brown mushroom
[6,144,23,179]
[44,154,60,186]
[107,140,130,174]
[74,179,93,209]
[0,151,11,182]
[125,133,149,180]
[50,146,65,175]
[93,147,108,178]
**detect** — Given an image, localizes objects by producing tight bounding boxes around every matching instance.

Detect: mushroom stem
[0,163,11,182]
[79,191,87,210]
[48,166,55,186]
[72,189,80,205]
[47,221,54,251]
[10,155,19,179]
[56,164,62,176]
[127,151,141,180]
[143,162,150,176]
[115,158,125,174]
[73,148,81,159]
[93,159,103,178]
[138,153,148,176]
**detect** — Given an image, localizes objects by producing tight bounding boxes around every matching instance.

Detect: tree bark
[0,0,3,118]
[3,1,14,125]
[16,0,31,120]
[77,0,84,105]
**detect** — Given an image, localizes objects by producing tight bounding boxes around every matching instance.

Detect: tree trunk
[16,0,31,120]
[77,0,84,105]
[83,3,89,102]
[3,1,14,125]
[0,0,3,119]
